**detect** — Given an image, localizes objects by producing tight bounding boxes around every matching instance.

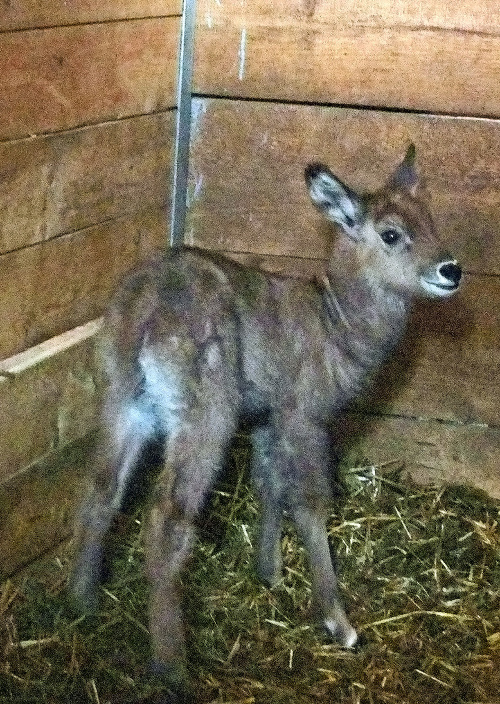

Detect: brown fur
[72,148,461,698]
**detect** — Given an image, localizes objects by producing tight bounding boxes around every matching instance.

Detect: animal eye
[380,229,401,246]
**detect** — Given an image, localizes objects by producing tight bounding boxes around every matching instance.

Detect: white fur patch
[139,348,185,434]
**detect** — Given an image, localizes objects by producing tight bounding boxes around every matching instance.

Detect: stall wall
[1,0,499,578]
[187,1,500,495]
[0,1,181,575]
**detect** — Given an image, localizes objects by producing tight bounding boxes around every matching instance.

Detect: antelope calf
[73,146,461,698]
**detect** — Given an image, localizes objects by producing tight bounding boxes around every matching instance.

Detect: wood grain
[0,1,181,31]
[0,207,167,359]
[0,18,179,139]
[336,412,500,500]
[0,332,98,484]
[0,436,94,579]
[0,112,174,254]
[188,99,500,275]
[194,0,500,116]
[197,0,500,34]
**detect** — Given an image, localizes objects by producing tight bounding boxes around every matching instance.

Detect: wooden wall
[0,1,181,575]
[188,1,500,497]
[1,0,499,577]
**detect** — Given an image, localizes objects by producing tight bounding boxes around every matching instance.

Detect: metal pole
[169,0,197,248]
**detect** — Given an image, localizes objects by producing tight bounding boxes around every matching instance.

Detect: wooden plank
[335,413,500,500]
[187,99,500,275]
[198,0,500,35]
[0,329,99,485]
[0,435,94,579]
[361,275,500,427]
[0,207,167,360]
[0,1,181,31]
[0,18,179,140]
[188,100,500,426]
[0,112,174,254]
[194,0,500,117]
[0,319,101,376]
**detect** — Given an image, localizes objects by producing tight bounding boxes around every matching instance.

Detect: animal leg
[72,400,152,610]
[145,412,236,690]
[291,505,357,648]
[251,426,283,587]
[276,417,357,647]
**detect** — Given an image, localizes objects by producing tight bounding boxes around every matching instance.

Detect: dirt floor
[1,441,499,704]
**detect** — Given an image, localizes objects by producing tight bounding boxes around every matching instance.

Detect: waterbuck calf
[73,146,462,697]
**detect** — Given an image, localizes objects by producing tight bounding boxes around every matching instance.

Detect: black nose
[439,261,462,286]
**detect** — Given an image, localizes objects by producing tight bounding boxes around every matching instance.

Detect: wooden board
[0,1,181,31]
[188,99,500,275]
[0,322,100,484]
[0,17,179,140]
[0,112,174,254]
[0,435,94,579]
[336,412,500,500]
[194,0,500,117]
[361,275,500,428]
[198,0,500,34]
[0,207,167,359]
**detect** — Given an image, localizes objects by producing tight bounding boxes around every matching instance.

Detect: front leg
[291,505,357,648]
[280,418,357,647]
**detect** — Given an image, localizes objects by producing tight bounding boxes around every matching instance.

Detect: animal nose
[438,261,462,287]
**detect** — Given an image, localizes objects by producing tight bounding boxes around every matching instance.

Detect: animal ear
[305,163,364,240]
[389,143,419,195]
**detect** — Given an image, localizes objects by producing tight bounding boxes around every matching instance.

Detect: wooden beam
[0,112,174,254]
[194,0,500,117]
[0,322,100,485]
[0,1,182,31]
[187,99,500,275]
[336,412,500,500]
[0,207,167,359]
[0,17,180,140]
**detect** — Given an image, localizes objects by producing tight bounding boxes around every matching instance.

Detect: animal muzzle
[420,259,462,297]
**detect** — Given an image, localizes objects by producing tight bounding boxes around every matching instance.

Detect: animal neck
[321,239,411,373]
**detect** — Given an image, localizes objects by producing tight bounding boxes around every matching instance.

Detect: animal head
[305,145,462,299]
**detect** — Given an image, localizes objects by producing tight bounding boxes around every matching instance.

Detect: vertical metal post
[169,0,197,248]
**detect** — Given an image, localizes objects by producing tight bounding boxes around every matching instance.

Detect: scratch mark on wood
[238,28,247,81]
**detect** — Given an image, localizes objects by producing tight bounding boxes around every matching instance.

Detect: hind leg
[251,425,283,587]
[72,396,153,610]
[143,322,239,689]
[145,405,236,690]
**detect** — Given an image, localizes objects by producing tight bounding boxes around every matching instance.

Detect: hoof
[258,567,282,589]
[324,616,358,649]
[151,660,189,704]
[71,572,100,614]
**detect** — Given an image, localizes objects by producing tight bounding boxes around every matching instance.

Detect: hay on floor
[1,440,499,704]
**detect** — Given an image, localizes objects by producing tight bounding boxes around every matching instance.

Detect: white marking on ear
[307,167,363,239]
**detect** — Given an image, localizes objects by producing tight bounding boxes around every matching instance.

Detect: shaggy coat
[73,146,462,699]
